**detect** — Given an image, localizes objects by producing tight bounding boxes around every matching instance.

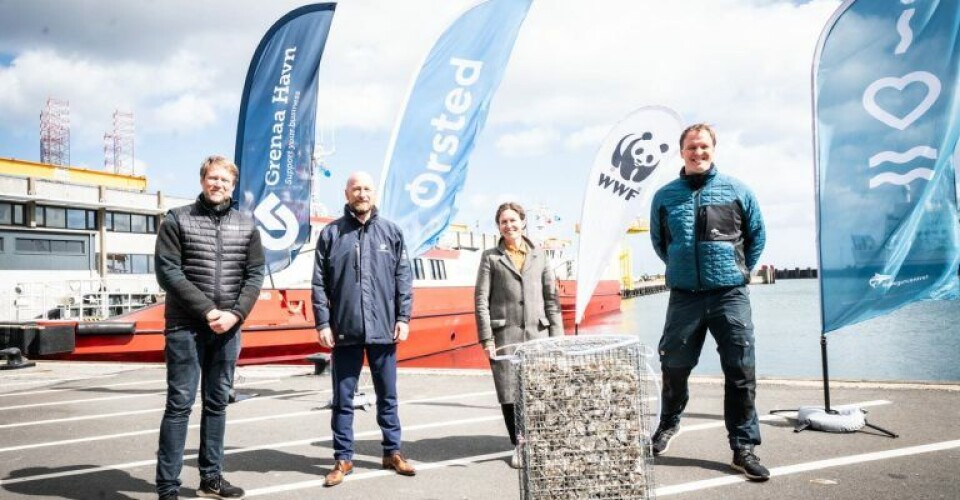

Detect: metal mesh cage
[514,335,657,499]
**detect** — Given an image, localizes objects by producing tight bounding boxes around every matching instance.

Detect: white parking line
[0,378,167,398]
[244,450,514,497]
[656,439,960,496]
[0,389,494,453]
[0,379,283,411]
[0,387,325,430]
[677,400,893,433]
[0,375,119,389]
[0,400,501,486]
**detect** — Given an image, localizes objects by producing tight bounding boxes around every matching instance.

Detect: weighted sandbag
[796,405,866,433]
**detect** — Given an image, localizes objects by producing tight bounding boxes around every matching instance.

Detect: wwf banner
[575,106,682,324]
[815,0,960,333]
[235,4,335,274]
[378,0,532,258]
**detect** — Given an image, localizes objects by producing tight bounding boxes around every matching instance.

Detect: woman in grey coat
[475,202,564,468]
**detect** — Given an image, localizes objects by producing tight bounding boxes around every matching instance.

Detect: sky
[0,0,849,271]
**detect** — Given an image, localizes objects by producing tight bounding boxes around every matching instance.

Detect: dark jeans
[156,326,240,495]
[657,286,761,450]
[501,404,517,446]
[331,343,401,460]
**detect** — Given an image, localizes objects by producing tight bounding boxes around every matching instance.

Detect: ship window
[429,259,447,280]
[413,258,426,280]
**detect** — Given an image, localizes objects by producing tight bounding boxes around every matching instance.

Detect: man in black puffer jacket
[154,155,264,500]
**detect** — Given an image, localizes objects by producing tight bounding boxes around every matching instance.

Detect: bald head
[344,171,376,220]
[346,171,375,190]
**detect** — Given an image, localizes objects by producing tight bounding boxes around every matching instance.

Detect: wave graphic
[868,146,937,168]
[869,168,933,188]
[895,8,915,55]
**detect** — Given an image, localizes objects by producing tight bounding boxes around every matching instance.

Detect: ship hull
[35,280,620,366]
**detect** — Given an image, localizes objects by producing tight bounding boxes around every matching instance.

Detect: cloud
[565,125,610,151]
[150,94,218,133]
[0,0,850,267]
[495,127,560,157]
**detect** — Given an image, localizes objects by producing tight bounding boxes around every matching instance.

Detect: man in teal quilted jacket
[649,123,770,481]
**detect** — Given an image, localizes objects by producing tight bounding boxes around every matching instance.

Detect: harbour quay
[1,361,959,499]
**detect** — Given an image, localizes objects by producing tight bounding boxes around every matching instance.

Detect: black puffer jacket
[155,195,265,329]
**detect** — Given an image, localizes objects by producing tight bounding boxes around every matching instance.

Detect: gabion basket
[513,335,657,500]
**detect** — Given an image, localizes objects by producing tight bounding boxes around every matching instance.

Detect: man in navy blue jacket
[649,124,770,481]
[312,171,415,487]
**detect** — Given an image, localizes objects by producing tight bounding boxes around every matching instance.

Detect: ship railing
[1,277,163,322]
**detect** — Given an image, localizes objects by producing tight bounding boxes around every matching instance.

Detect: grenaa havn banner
[235,4,336,274]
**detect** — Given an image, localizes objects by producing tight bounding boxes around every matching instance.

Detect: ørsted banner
[575,106,682,324]
[815,0,960,333]
[379,0,532,258]
[235,4,335,273]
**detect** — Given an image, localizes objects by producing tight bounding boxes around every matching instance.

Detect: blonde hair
[199,155,239,184]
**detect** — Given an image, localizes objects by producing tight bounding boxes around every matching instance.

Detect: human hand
[317,327,335,348]
[486,345,497,359]
[394,321,409,342]
[206,309,222,322]
[209,311,239,334]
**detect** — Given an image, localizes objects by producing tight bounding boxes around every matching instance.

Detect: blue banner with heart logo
[815,0,960,333]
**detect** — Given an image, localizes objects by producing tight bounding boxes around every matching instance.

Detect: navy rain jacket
[312,205,413,345]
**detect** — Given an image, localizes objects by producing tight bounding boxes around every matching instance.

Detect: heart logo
[862,71,941,130]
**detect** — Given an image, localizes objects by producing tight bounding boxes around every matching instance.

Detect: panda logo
[611,132,669,183]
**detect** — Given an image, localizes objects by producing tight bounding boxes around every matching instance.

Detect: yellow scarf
[504,240,527,272]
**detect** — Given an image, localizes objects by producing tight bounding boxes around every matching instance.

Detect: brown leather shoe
[324,460,353,487]
[382,452,416,476]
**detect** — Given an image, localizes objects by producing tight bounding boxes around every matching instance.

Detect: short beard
[350,202,371,215]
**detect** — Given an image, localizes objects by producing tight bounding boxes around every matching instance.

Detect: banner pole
[820,333,832,413]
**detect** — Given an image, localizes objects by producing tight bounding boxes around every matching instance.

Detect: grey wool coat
[475,236,564,404]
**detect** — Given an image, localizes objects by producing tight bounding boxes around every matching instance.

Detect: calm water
[580,279,960,382]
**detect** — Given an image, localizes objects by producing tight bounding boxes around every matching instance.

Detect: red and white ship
[0,158,620,367]
[30,218,620,367]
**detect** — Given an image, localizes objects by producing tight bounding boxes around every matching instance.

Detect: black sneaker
[158,494,178,500]
[731,447,770,481]
[198,475,245,499]
[651,423,680,456]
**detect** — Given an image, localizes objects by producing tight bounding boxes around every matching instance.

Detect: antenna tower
[103,110,135,174]
[39,98,71,166]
